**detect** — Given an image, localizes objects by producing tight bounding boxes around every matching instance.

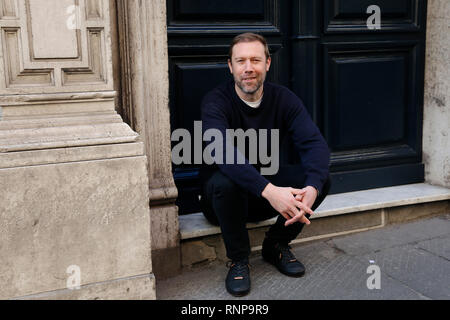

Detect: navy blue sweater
[201,80,330,197]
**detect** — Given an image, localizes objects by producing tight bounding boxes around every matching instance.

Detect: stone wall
[0,0,155,299]
[423,0,450,187]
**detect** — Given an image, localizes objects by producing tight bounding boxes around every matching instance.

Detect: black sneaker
[262,239,305,277]
[225,259,251,297]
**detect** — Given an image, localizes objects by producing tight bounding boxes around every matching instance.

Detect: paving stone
[416,235,450,260]
[327,214,450,256]
[252,253,423,300]
[357,244,450,299]
[156,262,226,300]
[157,214,450,300]
[157,239,424,300]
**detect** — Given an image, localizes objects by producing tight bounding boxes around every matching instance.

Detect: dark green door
[167,0,427,214]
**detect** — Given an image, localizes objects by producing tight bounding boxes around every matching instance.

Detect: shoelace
[277,244,298,263]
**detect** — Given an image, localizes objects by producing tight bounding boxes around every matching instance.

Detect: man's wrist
[306,185,319,197]
[261,183,274,199]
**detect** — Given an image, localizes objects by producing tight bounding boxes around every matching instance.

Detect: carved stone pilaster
[423,0,450,188]
[116,0,180,278]
[0,0,155,299]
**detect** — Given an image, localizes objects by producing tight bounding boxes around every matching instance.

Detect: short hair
[228,33,270,61]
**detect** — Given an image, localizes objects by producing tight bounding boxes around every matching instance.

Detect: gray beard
[235,78,264,95]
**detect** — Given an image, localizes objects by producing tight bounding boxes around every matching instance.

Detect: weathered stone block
[203,236,228,262]
[181,240,216,267]
[0,156,152,299]
[151,204,179,251]
[386,201,450,224]
[152,247,181,280]
[16,275,156,300]
[299,209,382,239]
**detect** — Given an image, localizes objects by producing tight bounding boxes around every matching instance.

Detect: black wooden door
[168,0,427,215]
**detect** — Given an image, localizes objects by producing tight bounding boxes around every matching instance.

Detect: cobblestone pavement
[157,213,450,300]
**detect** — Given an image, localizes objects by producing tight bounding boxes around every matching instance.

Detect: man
[200,33,331,297]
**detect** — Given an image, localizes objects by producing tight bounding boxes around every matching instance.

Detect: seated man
[200,33,331,297]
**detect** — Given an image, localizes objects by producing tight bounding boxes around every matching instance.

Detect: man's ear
[228,59,233,74]
[266,57,272,72]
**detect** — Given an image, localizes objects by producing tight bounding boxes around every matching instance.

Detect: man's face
[228,41,271,99]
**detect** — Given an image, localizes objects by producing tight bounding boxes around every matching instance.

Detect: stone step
[179,183,450,268]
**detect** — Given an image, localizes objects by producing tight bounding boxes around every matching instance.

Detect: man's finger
[280,211,291,221]
[290,205,301,218]
[294,200,314,215]
[285,212,310,226]
[285,205,301,223]
[285,209,296,219]
[290,188,306,196]
[297,211,310,225]
[286,215,311,226]
[285,207,310,226]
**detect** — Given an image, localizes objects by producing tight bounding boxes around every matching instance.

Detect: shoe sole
[227,289,250,297]
[226,284,250,297]
[278,267,305,278]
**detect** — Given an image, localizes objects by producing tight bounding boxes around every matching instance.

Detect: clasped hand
[262,184,318,227]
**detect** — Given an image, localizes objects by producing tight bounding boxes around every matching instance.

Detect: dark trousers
[200,165,331,261]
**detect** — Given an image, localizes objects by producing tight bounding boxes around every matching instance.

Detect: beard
[234,73,266,95]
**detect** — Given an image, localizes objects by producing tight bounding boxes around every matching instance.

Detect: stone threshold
[179,183,450,241]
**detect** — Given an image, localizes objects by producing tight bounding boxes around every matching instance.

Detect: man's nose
[244,60,254,73]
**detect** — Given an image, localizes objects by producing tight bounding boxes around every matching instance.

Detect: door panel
[324,44,416,151]
[174,0,265,20]
[324,0,422,33]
